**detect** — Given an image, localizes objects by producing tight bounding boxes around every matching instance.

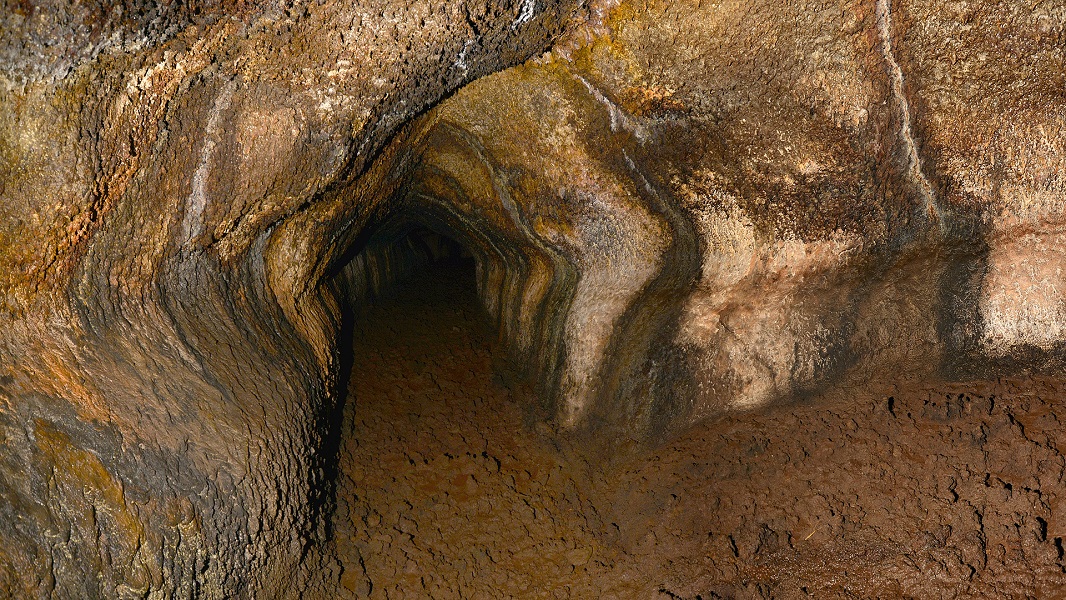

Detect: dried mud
[334,261,1066,599]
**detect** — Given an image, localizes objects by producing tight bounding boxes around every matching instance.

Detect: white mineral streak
[574,75,648,143]
[875,0,942,227]
[513,0,536,29]
[182,79,236,245]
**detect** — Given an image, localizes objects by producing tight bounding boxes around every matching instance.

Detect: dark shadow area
[326,226,600,597]
[314,220,480,546]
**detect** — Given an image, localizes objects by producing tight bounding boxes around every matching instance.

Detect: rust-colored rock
[1,0,1064,596]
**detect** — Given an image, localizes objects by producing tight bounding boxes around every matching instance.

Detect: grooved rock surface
[0,1,582,595]
[343,0,1065,444]
[1,0,1065,595]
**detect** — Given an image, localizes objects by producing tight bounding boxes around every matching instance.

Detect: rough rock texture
[0,1,582,596]
[1,0,1065,596]
[376,0,1066,443]
[336,259,1066,598]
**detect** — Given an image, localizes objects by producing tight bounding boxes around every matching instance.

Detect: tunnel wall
[0,0,583,596]
[351,0,1066,445]
[0,0,1064,596]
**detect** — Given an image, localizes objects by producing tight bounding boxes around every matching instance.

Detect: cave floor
[332,263,1066,599]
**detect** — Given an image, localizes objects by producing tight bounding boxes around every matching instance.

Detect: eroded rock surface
[1,0,1065,596]
[0,1,581,595]
[337,259,1066,599]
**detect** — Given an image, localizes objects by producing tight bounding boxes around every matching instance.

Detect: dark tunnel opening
[339,223,478,306]
[336,218,488,412]
[320,214,601,596]
[316,214,491,540]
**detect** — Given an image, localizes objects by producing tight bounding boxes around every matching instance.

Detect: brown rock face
[1,0,1064,596]
[0,1,581,596]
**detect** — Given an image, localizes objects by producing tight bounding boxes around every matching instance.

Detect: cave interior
[2,0,1066,598]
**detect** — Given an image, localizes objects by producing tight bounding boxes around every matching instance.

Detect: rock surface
[337,259,1066,599]
[1,0,1064,595]
[0,1,582,595]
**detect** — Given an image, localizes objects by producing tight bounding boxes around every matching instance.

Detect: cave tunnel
[3,0,1066,598]
[329,215,563,596]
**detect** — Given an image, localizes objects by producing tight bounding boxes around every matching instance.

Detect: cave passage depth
[331,249,603,596]
[3,0,1066,596]
[323,229,1066,598]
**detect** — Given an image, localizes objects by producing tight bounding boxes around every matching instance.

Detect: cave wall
[0,0,1064,596]
[343,0,1065,442]
[0,0,582,596]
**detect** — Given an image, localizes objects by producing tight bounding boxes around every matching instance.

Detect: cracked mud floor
[332,261,1066,599]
